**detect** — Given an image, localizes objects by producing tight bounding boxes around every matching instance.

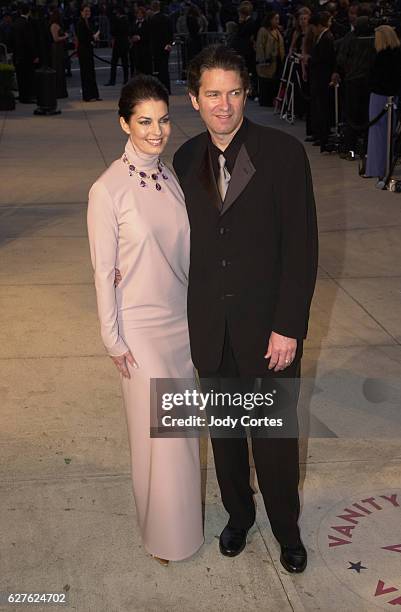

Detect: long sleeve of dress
[87,180,129,357]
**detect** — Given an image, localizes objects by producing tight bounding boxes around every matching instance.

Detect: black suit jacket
[149,12,173,56]
[12,16,38,65]
[173,118,318,374]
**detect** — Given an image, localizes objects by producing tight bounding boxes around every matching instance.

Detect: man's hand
[330,72,340,86]
[111,350,138,378]
[164,44,172,52]
[264,332,297,372]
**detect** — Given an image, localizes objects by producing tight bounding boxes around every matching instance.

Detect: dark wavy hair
[118,75,169,122]
[187,45,250,97]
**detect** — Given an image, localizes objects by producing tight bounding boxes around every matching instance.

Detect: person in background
[205,0,221,32]
[219,0,237,31]
[149,0,173,94]
[288,8,311,122]
[130,5,152,77]
[98,3,111,47]
[266,0,291,31]
[185,5,203,63]
[0,13,13,54]
[326,2,348,40]
[289,7,311,55]
[12,3,39,103]
[335,5,376,160]
[309,11,335,153]
[105,5,130,86]
[77,4,101,102]
[256,11,284,107]
[230,1,258,99]
[336,0,350,26]
[365,26,401,179]
[225,20,239,48]
[50,9,68,98]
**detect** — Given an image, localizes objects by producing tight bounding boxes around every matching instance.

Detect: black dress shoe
[280,541,307,573]
[104,82,115,86]
[219,525,249,557]
[304,136,315,143]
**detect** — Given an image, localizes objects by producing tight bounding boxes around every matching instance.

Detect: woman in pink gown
[87,75,204,564]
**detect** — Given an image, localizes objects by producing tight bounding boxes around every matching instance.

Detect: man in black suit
[309,12,336,153]
[105,5,130,86]
[129,5,152,77]
[149,0,173,93]
[173,45,318,573]
[12,3,39,103]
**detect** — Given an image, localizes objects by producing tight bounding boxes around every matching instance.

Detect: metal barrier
[376,96,399,191]
[274,52,303,124]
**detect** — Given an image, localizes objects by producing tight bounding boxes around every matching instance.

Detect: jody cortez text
[161,390,276,411]
[161,415,283,428]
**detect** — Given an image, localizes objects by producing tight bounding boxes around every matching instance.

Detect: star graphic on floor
[348,561,368,573]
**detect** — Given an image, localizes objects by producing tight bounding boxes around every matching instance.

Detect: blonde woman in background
[364,25,401,179]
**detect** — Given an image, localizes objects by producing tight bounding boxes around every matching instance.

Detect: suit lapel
[220,144,256,216]
[197,144,222,213]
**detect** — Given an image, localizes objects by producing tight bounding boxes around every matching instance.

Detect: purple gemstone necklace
[122,152,168,191]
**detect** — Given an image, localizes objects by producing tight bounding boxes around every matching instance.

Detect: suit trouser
[344,78,370,155]
[153,50,170,94]
[15,61,36,103]
[198,324,301,546]
[311,84,331,148]
[109,43,129,84]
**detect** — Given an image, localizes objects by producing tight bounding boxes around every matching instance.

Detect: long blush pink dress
[87,137,204,561]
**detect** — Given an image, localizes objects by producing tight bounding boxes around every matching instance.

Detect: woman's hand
[264,332,297,372]
[111,350,138,379]
[114,268,122,287]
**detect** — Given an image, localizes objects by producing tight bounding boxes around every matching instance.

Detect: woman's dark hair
[262,11,279,29]
[118,74,169,122]
[187,44,250,97]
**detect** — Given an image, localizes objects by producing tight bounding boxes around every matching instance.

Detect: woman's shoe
[152,555,169,566]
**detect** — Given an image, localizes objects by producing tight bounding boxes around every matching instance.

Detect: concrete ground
[1,55,401,612]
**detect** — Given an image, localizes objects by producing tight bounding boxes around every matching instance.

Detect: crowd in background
[1,0,401,178]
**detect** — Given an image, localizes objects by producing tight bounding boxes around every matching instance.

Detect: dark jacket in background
[111,12,130,47]
[130,17,152,75]
[12,15,37,65]
[310,29,336,93]
[77,17,99,101]
[12,15,38,102]
[370,47,401,96]
[336,17,375,82]
[149,11,173,55]
[149,11,173,92]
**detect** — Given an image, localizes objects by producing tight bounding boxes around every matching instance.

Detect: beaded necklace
[122,152,168,191]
